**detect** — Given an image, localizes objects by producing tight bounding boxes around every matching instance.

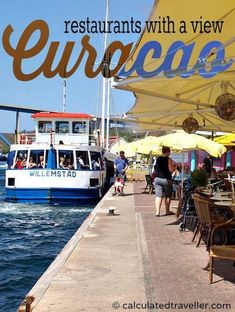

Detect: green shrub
[190,169,208,187]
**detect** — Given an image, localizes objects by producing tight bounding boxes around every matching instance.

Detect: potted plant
[190,168,209,188]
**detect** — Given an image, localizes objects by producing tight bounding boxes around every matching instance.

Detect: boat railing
[17,133,98,146]
[18,133,36,145]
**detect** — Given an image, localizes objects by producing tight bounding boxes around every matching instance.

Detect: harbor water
[0,163,93,312]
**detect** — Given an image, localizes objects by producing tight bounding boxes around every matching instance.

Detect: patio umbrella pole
[181,151,185,198]
[149,151,153,175]
[211,131,214,167]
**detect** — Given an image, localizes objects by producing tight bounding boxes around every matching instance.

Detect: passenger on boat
[59,156,67,169]
[65,158,74,170]
[77,155,89,169]
[22,157,27,168]
[28,157,37,169]
[77,155,84,168]
[37,156,45,168]
[14,157,24,169]
[91,158,100,170]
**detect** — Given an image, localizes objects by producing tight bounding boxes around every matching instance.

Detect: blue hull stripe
[5,187,100,204]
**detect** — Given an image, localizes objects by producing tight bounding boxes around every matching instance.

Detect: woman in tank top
[154,146,176,217]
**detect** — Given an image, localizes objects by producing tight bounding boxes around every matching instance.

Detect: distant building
[110,136,128,155]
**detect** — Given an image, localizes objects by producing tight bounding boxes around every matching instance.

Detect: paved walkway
[26,182,235,312]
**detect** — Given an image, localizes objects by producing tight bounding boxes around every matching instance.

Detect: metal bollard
[108,207,119,215]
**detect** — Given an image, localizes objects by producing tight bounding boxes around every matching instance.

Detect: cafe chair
[143,175,154,194]
[209,218,235,283]
[192,194,233,250]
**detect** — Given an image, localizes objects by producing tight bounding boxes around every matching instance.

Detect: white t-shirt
[78,158,84,166]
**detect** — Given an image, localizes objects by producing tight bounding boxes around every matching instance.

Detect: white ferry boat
[5,112,113,204]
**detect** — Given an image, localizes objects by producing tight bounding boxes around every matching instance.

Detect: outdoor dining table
[201,190,212,195]
[214,202,235,219]
[202,190,231,196]
[217,192,232,196]
[210,196,232,201]
[214,201,232,207]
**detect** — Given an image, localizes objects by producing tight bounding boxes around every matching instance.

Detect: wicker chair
[144,175,154,194]
[209,218,235,283]
[192,194,233,250]
[192,194,216,249]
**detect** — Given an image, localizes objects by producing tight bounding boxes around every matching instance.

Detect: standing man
[114,151,129,178]
[203,155,212,177]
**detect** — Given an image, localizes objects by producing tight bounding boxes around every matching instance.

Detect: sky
[0,0,153,132]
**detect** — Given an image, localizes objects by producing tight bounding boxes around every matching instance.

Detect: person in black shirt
[203,155,212,176]
[154,146,176,217]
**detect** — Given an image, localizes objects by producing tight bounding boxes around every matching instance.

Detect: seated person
[59,156,67,169]
[184,166,191,178]
[28,156,37,168]
[172,166,181,199]
[37,155,45,168]
[14,157,24,169]
[173,165,191,181]
[65,159,74,170]
[21,157,27,168]
[77,155,89,169]
[172,165,181,181]
[91,158,100,170]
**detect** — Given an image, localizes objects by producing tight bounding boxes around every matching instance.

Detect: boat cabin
[31,112,98,145]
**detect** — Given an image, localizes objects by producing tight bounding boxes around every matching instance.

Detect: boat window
[14,150,28,169]
[55,121,69,133]
[90,151,102,170]
[58,150,74,169]
[76,151,90,169]
[72,121,87,133]
[28,150,44,169]
[38,121,53,133]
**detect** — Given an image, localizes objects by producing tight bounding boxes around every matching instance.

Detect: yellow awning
[114,0,235,132]
[214,133,235,146]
